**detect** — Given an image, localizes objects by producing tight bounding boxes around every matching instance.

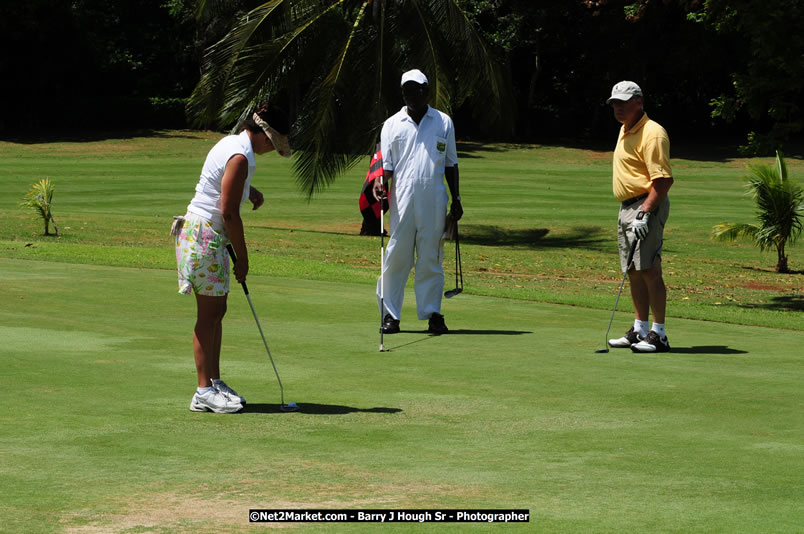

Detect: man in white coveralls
[373,68,463,335]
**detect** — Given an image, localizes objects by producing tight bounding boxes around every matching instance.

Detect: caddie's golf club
[595,240,638,354]
[226,244,298,412]
[379,192,388,352]
[444,220,463,298]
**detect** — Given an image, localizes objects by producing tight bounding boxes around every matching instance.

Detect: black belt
[621,193,648,208]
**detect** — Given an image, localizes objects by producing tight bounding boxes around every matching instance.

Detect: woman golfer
[174,103,291,413]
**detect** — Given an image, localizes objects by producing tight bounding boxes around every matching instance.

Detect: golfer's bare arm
[221,154,249,281]
[640,177,673,213]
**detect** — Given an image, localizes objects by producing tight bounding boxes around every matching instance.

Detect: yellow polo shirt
[612,113,672,202]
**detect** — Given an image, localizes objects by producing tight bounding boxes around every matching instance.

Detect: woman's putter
[227,245,298,412]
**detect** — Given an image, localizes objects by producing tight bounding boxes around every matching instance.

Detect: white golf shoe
[608,327,643,348]
[190,389,243,413]
[631,331,671,353]
[212,379,246,405]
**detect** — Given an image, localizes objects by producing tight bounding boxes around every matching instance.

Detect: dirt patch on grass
[61,478,482,533]
[62,493,256,533]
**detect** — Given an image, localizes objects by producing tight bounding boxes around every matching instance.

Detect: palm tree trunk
[776,241,788,273]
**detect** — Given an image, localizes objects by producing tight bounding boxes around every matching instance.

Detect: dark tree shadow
[670,346,748,355]
[243,403,402,415]
[397,329,530,336]
[738,295,804,312]
[740,265,804,275]
[256,225,356,237]
[442,329,531,335]
[460,225,608,250]
[456,141,515,157]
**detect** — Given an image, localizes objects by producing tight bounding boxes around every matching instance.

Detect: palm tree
[20,178,60,236]
[189,0,512,197]
[712,151,804,273]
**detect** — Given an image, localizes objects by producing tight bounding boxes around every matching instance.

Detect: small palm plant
[712,151,804,273]
[20,178,60,236]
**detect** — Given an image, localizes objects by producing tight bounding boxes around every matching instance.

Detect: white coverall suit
[376,105,458,320]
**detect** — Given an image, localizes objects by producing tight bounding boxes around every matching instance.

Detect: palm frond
[188,0,301,127]
[712,223,760,243]
[776,149,787,182]
[188,0,513,196]
[293,1,375,196]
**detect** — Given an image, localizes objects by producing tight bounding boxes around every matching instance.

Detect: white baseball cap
[400,69,428,87]
[606,81,642,104]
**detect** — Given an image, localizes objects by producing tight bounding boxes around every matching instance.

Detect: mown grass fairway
[1,133,802,533]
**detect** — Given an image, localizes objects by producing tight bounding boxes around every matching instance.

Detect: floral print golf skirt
[175,213,230,296]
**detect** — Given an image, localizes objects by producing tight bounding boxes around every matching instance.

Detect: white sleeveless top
[186,131,255,228]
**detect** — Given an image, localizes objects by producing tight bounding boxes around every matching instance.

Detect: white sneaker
[608,327,643,348]
[212,379,246,405]
[190,389,243,413]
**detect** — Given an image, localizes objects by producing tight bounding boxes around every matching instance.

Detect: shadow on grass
[738,295,804,312]
[395,329,531,336]
[456,141,516,158]
[740,265,804,276]
[671,346,748,355]
[461,225,608,250]
[243,403,402,415]
[258,225,356,237]
[446,329,532,335]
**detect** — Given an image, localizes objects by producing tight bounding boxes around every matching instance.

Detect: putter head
[595,348,610,353]
[280,402,299,412]
[444,288,463,299]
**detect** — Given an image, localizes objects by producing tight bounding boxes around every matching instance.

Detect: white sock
[652,323,666,338]
[634,319,649,337]
[197,386,215,395]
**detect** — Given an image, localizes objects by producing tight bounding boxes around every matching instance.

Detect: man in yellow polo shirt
[606,81,673,353]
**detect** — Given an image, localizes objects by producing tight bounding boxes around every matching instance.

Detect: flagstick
[379,193,386,352]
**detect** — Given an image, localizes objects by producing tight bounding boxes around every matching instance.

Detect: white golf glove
[631,210,650,240]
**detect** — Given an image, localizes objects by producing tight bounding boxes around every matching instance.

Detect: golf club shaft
[244,293,285,405]
[455,222,463,289]
[602,240,638,345]
[226,244,286,406]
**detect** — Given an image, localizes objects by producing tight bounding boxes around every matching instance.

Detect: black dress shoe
[380,314,400,334]
[428,313,448,335]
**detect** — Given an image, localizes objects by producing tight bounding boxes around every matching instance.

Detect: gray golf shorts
[617,195,670,271]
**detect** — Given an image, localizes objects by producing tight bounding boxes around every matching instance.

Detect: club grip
[226,244,249,295]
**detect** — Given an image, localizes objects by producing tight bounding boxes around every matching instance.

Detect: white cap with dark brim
[606,81,642,104]
[400,69,428,87]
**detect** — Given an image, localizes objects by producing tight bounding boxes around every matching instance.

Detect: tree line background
[1,0,802,155]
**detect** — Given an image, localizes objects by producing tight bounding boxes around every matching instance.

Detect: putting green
[2,258,802,533]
